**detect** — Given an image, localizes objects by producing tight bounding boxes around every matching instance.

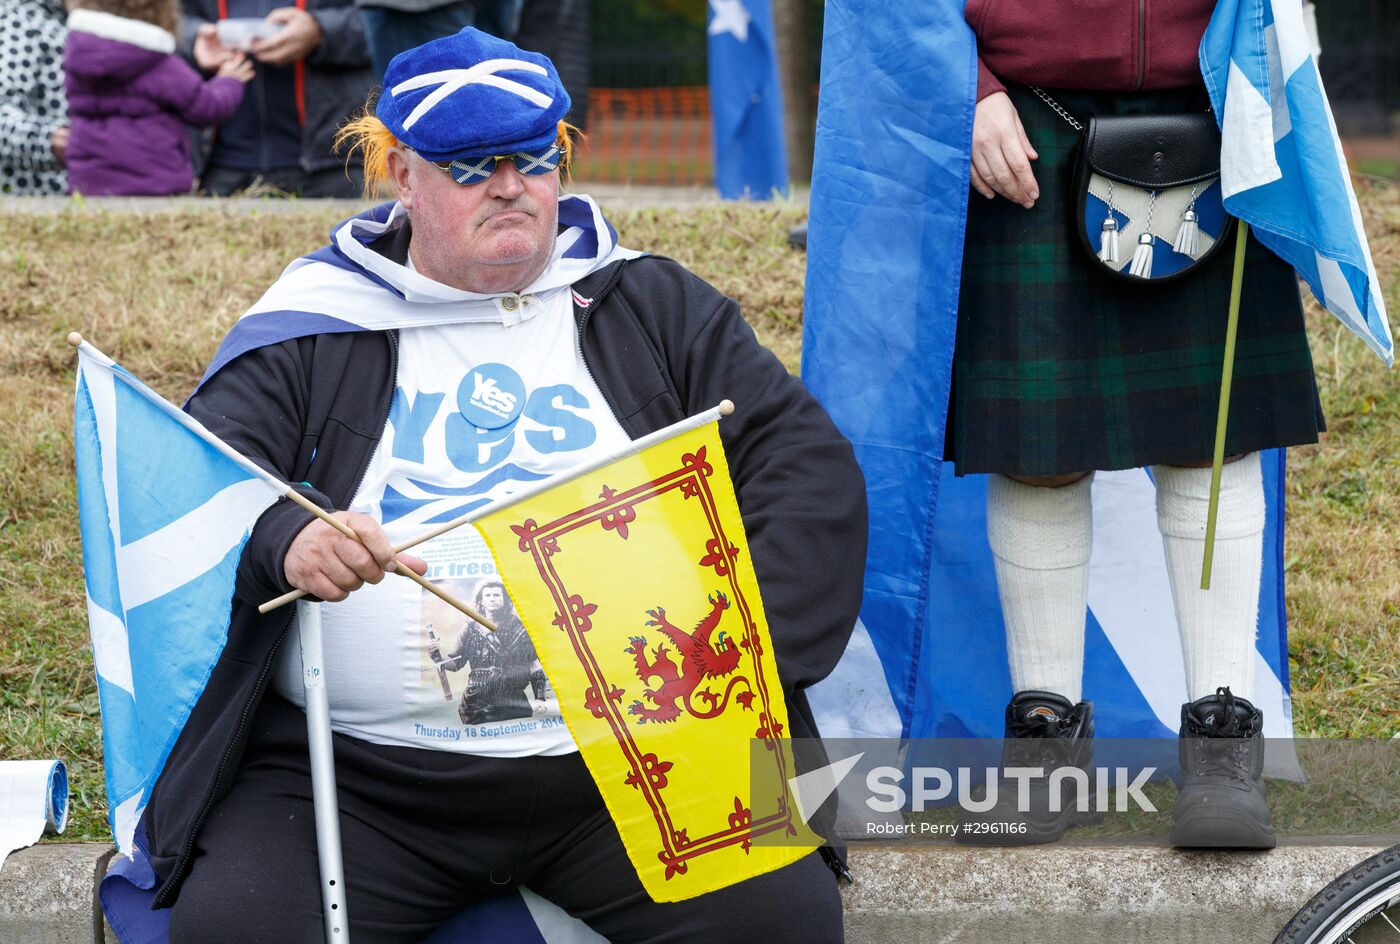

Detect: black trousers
[167,697,843,943]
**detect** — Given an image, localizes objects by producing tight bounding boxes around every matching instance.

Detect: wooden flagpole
[1200,222,1250,590]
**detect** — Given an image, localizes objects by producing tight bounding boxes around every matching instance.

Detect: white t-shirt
[273,283,632,757]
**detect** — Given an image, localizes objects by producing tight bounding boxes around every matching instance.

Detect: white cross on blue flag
[1201,0,1393,365]
[73,343,283,855]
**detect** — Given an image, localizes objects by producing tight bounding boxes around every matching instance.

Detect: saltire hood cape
[199,193,642,387]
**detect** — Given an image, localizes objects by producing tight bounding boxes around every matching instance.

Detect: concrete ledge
[1,841,1391,943]
[841,841,1396,943]
[0,844,112,944]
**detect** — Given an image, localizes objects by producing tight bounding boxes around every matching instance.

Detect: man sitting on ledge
[145,26,866,942]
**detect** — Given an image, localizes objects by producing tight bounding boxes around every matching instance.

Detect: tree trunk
[771,0,815,184]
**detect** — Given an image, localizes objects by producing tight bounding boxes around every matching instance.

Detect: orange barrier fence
[571,87,714,186]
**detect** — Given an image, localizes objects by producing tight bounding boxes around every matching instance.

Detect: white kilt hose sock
[1153,453,1265,702]
[986,473,1094,704]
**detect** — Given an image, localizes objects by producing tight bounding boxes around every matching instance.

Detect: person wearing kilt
[952,0,1323,849]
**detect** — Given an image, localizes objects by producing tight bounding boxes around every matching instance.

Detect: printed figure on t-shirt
[428,580,548,725]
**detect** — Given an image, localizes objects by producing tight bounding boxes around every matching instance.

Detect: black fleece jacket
[147,248,867,906]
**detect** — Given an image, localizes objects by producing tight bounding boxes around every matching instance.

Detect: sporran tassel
[1174,209,1200,256]
[1099,216,1120,264]
[1128,232,1155,278]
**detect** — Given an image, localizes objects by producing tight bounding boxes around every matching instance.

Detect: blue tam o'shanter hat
[377,27,571,163]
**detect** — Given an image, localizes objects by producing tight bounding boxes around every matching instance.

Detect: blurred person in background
[1,0,69,194]
[180,0,373,196]
[355,0,521,79]
[64,0,253,195]
[513,0,588,130]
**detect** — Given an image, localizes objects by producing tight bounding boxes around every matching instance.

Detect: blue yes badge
[460,363,526,429]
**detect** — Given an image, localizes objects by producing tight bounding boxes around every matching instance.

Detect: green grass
[574,157,717,185]
[0,182,1395,843]
[1356,159,1400,181]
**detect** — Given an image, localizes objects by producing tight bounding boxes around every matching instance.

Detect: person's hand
[193,23,236,71]
[50,126,69,164]
[283,511,427,602]
[970,90,1040,208]
[217,52,256,83]
[251,7,322,65]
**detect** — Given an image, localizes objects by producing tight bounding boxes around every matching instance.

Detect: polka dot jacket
[1,0,68,195]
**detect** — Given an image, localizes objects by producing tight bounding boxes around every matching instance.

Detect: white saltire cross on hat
[391,58,553,131]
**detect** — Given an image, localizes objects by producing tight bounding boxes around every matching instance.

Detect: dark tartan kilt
[946,84,1325,476]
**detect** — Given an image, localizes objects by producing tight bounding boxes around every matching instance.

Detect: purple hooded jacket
[64,9,244,195]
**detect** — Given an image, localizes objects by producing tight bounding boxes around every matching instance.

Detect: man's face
[480,585,506,615]
[393,149,559,295]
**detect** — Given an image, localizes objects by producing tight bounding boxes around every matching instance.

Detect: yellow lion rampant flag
[474,413,817,901]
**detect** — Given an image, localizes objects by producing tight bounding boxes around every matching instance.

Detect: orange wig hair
[334,102,584,199]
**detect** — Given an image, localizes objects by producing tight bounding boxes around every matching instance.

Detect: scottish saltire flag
[799,1,1298,757]
[706,0,788,200]
[1201,0,1393,364]
[73,342,284,855]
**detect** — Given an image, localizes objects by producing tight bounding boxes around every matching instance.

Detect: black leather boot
[1171,687,1276,849]
[957,690,1100,845]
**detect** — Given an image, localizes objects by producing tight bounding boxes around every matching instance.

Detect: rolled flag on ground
[0,759,68,869]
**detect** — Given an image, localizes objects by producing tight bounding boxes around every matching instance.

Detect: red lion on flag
[625,591,752,724]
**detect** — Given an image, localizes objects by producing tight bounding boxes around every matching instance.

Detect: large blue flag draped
[800,1,1300,753]
[74,344,283,856]
[707,0,788,199]
[1201,0,1393,365]
[801,0,973,741]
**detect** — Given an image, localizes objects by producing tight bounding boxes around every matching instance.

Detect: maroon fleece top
[967,0,1217,101]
